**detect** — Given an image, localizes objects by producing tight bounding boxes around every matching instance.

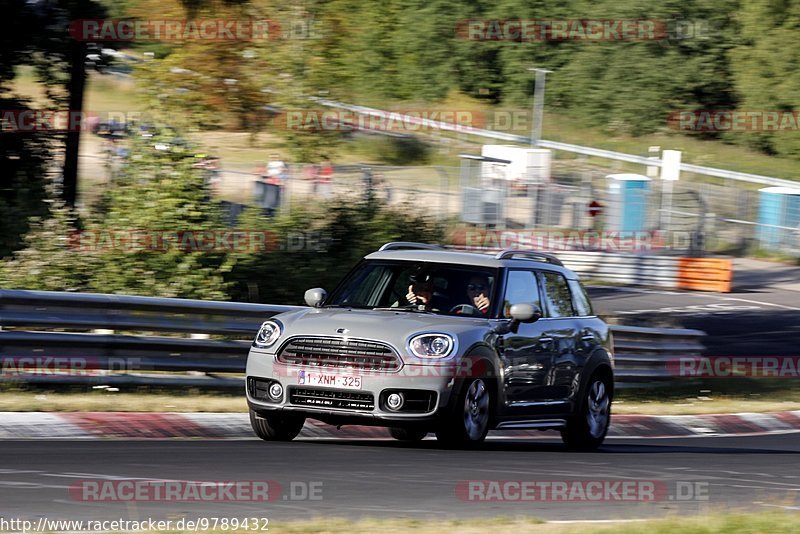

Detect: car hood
[270,307,493,358]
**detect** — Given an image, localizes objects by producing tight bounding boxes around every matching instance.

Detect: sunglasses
[467,284,487,291]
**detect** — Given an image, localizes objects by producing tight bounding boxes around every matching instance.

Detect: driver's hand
[408,284,431,305]
[474,294,490,312]
[406,285,418,304]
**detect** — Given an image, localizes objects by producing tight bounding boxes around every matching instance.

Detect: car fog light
[268,382,283,401]
[387,392,404,411]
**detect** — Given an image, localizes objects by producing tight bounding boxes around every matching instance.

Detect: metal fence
[1,289,704,389]
[80,132,800,256]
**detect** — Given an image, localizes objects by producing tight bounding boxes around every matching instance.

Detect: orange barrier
[677,258,733,293]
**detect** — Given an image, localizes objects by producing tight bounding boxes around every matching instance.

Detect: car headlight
[253,320,281,348]
[409,334,455,358]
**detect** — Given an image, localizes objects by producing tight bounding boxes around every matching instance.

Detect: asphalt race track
[1,434,799,523]
[1,259,797,526]
[587,259,800,356]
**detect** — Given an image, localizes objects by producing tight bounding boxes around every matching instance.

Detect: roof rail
[495,249,564,267]
[378,242,444,252]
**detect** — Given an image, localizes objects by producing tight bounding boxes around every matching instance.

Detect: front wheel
[389,427,428,441]
[249,409,305,441]
[436,377,491,446]
[561,375,611,450]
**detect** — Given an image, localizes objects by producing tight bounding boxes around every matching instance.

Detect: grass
[173,512,800,533]
[13,67,141,113]
[615,380,800,415]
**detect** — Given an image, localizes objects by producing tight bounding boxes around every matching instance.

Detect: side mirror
[493,303,542,335]
[509,303,542,323]
[304,288,327,308]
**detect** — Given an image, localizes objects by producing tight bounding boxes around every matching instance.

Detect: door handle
[538,337,553,344]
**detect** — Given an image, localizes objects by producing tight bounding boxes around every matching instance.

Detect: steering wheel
[449,304,480,316]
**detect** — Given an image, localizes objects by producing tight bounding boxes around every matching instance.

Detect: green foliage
[352,135,431,165]
[83,128,231,299]
[0,198,99,291]
[226,198,445,304]
[729,0,800,158]
[109,0,800,161]
[0,97,51,259]
[1,126,231,299]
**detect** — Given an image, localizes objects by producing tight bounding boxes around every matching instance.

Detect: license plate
[297,371,362,390]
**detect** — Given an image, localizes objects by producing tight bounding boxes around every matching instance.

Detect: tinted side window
[539,271,574,318]
[502,270,541,318]
[568,279,593,316]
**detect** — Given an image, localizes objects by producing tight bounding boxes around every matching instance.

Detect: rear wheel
[436,377,491,446]
[249,409,305,441]
[389,427,428,441]
[561,375,611,450]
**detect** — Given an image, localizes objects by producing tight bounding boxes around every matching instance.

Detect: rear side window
[538,271,575,318]
[568,279,594,316]
[502,270,542,318]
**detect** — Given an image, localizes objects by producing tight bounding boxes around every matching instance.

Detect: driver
[406,276,434,310]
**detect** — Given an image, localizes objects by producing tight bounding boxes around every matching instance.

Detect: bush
[225,197,445,304]
[351,135,431,166]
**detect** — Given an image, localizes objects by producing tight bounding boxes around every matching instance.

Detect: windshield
[326,261,499,318]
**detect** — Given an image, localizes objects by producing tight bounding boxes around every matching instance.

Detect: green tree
[730,0,800,158]
[85,127,231,299]
[226,198,445,304]
[0,197,99,291]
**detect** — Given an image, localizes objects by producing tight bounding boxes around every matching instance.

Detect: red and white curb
[1,411,799,440]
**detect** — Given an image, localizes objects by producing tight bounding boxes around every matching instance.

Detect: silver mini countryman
[246,242,614,449]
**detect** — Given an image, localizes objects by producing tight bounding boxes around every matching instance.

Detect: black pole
[63,35,86,207]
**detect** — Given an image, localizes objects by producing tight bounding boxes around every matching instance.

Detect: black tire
[435,377,491,446]
[561,374,612,450]
[389,427,428,441]
[249,409,305,441]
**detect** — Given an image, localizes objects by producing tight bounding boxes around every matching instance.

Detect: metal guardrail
[448,247,697,290]
[557,251,682,289]
[0,289,300,335]
[611,325,705,387]
[0,290,703,388]
[557,251,734,292]
[0,290,301,388]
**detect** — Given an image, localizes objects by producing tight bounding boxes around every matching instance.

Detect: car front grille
[289,387,375,411]
[277,337,401,371]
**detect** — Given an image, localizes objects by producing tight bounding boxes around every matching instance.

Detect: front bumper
[246,348,459,424]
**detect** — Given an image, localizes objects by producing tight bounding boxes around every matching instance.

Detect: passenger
[464,275,491,315]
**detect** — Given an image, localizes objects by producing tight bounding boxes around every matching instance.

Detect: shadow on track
[292,436,800,455]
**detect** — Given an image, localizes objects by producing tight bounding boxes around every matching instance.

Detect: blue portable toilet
[606,174,651,233]
[757,187,800,248]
